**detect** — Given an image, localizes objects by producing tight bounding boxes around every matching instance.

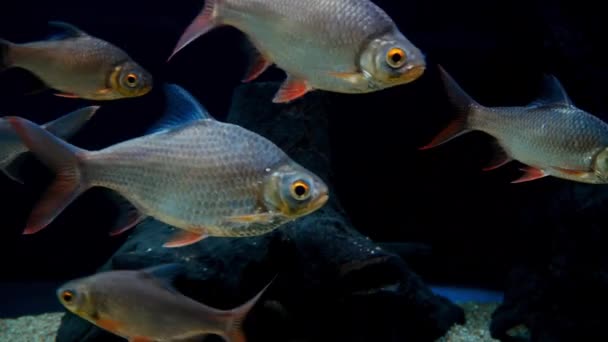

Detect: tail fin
[42,106,100,140]
[168,0,222,61]
[0,39,14,71]
[419,65,480,150]
[223,276,276,342]
[6,116,90,234]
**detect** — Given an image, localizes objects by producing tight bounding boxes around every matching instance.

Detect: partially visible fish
[169,0,426,103]
[420,65,608,184]
[0,21,153,100]
[0,105,99,183]
[6,84,328,247]
[56,263,274,342]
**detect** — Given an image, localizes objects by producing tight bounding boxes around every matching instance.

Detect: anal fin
[272,76,312,103]
[482,143,512,171]
[242,51,272,83]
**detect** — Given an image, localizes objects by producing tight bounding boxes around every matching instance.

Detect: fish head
[56,278,98,320]
[262,163,329,218]
[108,60,154,98]
[359,31,426,89]
[593,147,608,181]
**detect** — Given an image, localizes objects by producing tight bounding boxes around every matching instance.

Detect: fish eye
[61,290,75,303]
[125,73,139,87]
[290,180,311,200]
[386,48,406,68]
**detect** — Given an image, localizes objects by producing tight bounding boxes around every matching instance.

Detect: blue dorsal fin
[528,74,574,108]
[146,84,213,134]
[46,21,88,40]
[139,263,187,293]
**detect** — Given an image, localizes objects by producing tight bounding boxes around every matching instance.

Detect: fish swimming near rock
[0,21,153,100]
[168,0,426,103]
[420,65,608,184]
[56,263,274,342]
[6,84,328,247]
[0,105,99,183]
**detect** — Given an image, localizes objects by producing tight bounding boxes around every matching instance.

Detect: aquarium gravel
[0,312,63,342]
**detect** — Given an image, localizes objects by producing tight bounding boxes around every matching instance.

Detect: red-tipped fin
[242,52,272,83]
[419,65,480,150]
[168,0,221,61]
[6,116,89,234]
[272,76,312,103]
[511,166,547,183]
[223,276,276,342]
[129,337,152,342]
[109,207,146,236]
[482,143,512,171]
[162,229,208,248]
[551,166,589,176]
[54,92,80,99]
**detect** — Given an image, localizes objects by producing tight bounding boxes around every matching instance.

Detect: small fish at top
[420,65,608,184]
[0,21,153,100]
[168,0,426,103]
[56,263,275,342]
[6,83,328,247]
[0,106,99,183]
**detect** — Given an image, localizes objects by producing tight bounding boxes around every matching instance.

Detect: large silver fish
[7,84,328,247]
[420,65,608,184]
[169,0,426,103]
[0,106,99,182]
[0,21,153,100]
[57,264,274,342]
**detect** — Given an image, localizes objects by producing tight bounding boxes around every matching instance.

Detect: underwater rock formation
[55,82,464,342]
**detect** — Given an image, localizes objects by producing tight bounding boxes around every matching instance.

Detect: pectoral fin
[54,92,80,99]
[329,71,366,84]
[225,213,276,224]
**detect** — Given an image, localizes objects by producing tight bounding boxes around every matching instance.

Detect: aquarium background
[1,0,607,341]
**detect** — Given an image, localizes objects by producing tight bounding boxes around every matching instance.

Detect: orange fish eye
[386,48,406,68]
[62,290,75,303]
[125,73,139,87]
[290,180,310,200]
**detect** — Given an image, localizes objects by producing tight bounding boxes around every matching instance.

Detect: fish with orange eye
[0,21,152,100]
[168,0,426,103]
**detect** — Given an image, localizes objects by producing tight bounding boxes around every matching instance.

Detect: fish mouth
[311,193,329,209]
[401,65,426,83]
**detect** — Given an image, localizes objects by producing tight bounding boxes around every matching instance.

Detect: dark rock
[56,82,464,342]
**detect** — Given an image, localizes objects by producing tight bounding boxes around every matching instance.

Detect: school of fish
[1,0,607,341]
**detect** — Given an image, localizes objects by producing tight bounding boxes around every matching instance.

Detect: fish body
[169,0,425,103]
[57,264,274,342]
[0,21,152,100]
[420,66,608,184]
[0,106,99,182]
[7,84,328,247]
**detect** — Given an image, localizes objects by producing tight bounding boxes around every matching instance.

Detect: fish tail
[0,38,14,71]
[168,0,223,61]
[5,116,91,235]
[223,276,276,342]
[419,65,481,150]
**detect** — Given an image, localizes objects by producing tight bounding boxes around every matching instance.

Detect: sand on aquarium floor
[0,303,524,341]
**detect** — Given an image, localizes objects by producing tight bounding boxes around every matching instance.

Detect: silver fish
[7,84,328,247]
[0,106,99,182]
[1,21,152,100]
[57,264,274,342]
[169,0,426,103]
[420,65,608,184]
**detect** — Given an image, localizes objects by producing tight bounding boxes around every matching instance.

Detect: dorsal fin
[528,74,574,108]
[146,84,213,134]
[139,263,187,294]
[46,21,88,40]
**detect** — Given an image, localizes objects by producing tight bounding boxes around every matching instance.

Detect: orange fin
[54,92,80,98]
[162,230,208,248]
[242,52,272,83]
[482,144,512,171]
[109,209,146,236]
[96,318,122,332]
[511,166,548,183]
[6,116,89,234]
[168,0,221,61]
[225,213,275,224]
[272,77,312,103]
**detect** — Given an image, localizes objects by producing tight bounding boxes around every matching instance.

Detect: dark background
[0,0,606,316]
